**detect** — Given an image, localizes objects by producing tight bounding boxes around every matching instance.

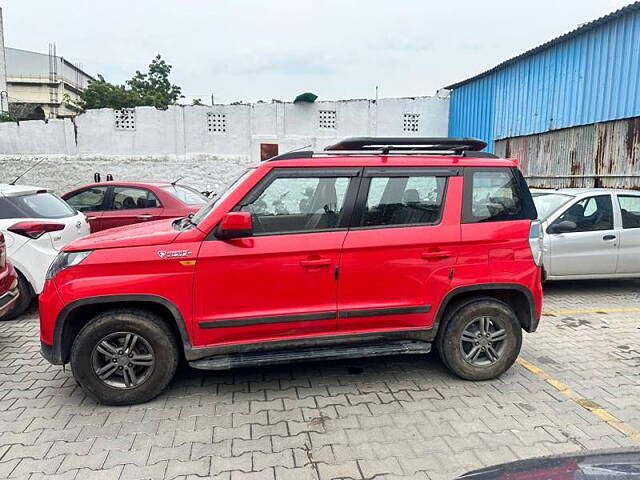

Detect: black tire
[0,272,33,321]
[70,309,179,405]
[438,298,522,381]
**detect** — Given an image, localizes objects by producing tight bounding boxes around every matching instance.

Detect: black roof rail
[324,137,488,153]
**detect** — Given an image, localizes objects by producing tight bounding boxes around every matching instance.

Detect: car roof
[532,187,640,197]
[0,183,50,197]
[265,155,519,168]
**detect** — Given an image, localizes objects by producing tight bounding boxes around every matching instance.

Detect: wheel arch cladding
[55,295,190,364]
[435,284,537,336]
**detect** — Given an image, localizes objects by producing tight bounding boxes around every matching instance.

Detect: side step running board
[188,340,432,371]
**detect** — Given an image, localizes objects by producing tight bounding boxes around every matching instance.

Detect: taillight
[7,221,65,239]
[528,220,543,266]
[0,233,5,268]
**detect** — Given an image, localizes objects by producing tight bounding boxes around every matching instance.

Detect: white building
[5,46,94,119]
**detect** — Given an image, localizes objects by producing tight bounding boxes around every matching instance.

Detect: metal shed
[446,2,640,188]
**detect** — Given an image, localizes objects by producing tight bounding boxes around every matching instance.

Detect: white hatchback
[0,184,90,319]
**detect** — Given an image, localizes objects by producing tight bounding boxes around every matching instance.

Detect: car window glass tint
[240,176,350,234]
[65,187,107,212]
[112,187,160,210]
[161,185,208,205]
[470,170,522,222]
[3,193,75,219]
[362,176,446,227]
[618,195,640,229]
[554,195,613,232]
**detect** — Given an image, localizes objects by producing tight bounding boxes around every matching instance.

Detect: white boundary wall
[0,95,449,192]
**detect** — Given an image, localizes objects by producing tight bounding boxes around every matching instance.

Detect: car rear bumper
[0,265,19,318]
[0,285,19,317]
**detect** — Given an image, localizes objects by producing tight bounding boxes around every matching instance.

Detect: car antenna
[171,176,184,186]
[9,158,46,185]
[279,144,312,157]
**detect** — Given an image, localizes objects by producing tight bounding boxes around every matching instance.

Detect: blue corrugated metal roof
[447,2,640,151]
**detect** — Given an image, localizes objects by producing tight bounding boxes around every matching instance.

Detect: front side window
[240,176,350,234]
[361,175,446,227]
[110,187,160,210]
[65,186,108,212]
[552,195,613,232]
[463,168,534,223]
[618,195,640,229]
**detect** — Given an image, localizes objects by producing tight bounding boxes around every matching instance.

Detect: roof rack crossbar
[324,137,487,153]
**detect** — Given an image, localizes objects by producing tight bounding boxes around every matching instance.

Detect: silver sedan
[531,188,640,280]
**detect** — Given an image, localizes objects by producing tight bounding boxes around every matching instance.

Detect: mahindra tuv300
[40,137,543,405]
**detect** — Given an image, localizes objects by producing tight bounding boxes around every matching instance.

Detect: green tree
[73,55,183,111]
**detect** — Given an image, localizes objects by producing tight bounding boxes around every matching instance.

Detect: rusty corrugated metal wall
[495,116,640,189]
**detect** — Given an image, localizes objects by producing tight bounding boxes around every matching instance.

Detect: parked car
[456,449,640,480]
[532,188,640,280]
[62,181,208,232]
[0,233,20,320]
[0,184,90,319]
[40,137,543,405]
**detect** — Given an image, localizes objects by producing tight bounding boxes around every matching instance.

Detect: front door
[100,186,164,231]
[337,167,461,333]
[193,168,360,347]
[547,194,618,276]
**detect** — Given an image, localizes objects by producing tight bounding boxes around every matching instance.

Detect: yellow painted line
[517,357,640,442]
[542,307,640,316]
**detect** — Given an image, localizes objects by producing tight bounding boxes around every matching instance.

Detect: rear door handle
[421,251,452,259]
[603,234,616,241]
[300,258,332,268]
[137,214,154,220]
[86,216,98,221]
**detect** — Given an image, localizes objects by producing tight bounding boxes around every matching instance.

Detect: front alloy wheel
[91,332,155,389]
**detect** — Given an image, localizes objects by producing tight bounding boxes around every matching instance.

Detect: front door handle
[421,250,452,260]
[603,234,616,241]
[86,216,98,221]
[300,257,332,268]
[137,214,154,220]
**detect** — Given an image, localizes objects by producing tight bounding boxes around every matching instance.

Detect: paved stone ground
[0,280,639,480]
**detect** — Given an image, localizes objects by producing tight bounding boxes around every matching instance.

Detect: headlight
[46,251,92,280]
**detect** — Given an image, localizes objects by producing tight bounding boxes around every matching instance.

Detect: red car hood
[64,219,181,251]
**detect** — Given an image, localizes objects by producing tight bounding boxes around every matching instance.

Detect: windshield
[531,192,574,219]
[161,185,208,206]
[0,192,76,219]
[190,169,254,225]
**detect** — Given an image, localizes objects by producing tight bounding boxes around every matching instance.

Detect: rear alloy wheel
[71,309,178,405]
[439,299,522,380]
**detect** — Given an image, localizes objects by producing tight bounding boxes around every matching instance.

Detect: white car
[0,184,90,319]
[532,188,640,280]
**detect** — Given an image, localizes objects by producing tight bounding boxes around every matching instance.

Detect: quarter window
[110,187,160,210]
[553,195,613,232]
[463,168,532,223]
[240,176,351,234]
[618,196,640,229]
[65,186,108,212]
[361,175,446,227]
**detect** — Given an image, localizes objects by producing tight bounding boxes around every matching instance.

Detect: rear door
[546,194,618,276]
[614,194,640,274]
[337,167,460,333]
[100,186,164,230]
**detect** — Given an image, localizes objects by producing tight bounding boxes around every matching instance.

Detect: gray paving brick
[57,451,107,473]
[166,457,210,478]
[10,456,64,478]
[210,452,252,475]
[149,443,192,465]
[122,460,168,480]
[103,447,151,469]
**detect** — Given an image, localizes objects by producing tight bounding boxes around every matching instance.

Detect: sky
[1,0,634,104]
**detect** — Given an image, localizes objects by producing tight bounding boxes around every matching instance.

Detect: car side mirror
[215,212,253,240]
[549,220,577,234]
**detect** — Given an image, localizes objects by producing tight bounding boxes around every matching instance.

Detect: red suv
[0,233,20,320]
[62,181,208,232]
[40,138,543,405]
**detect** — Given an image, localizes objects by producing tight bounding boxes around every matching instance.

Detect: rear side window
[0,193,75,219]
[110,187,161,210]
[463,168,536,223]
[618,195,640,229]
[361,175,446,227]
